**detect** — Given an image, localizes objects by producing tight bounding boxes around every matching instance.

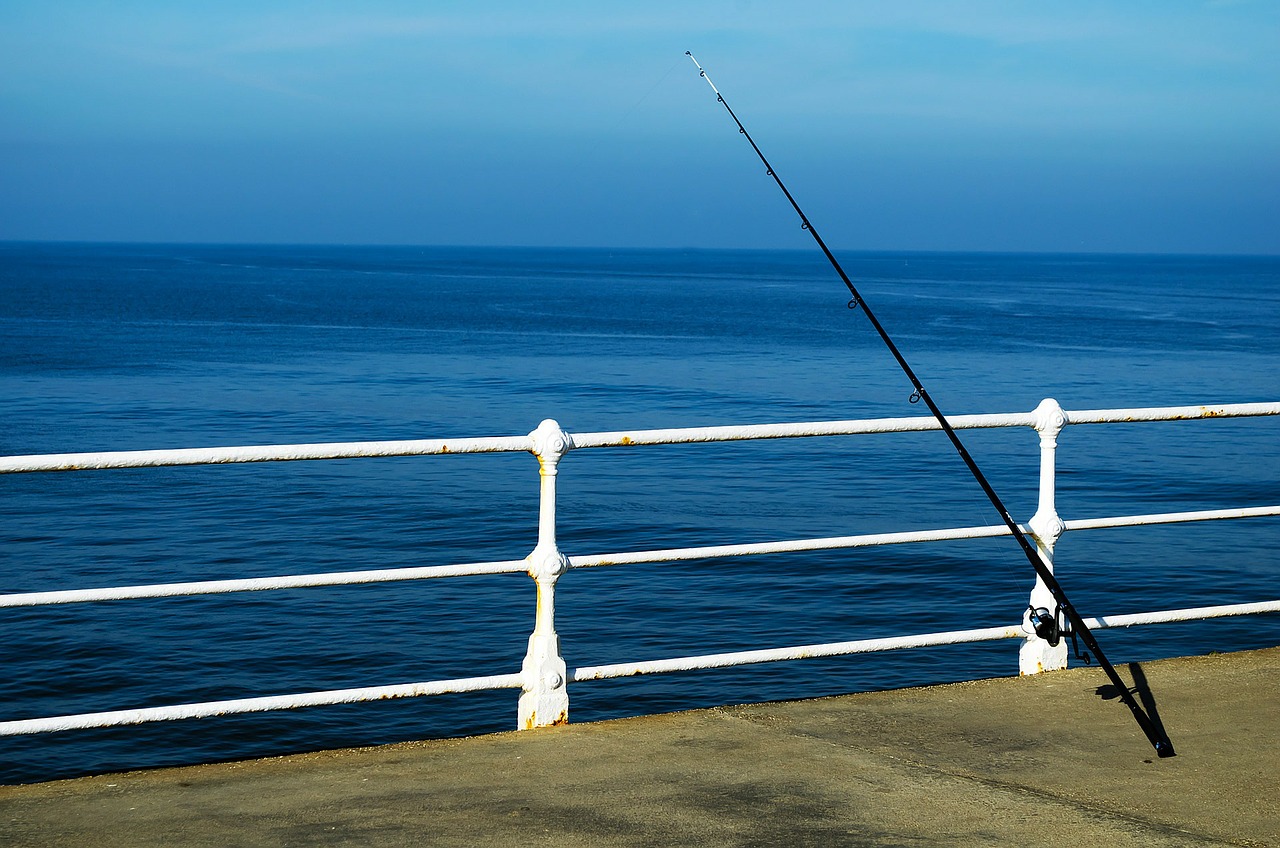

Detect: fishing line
[632,55,686,115]
[685,51,1175,758]
[586,55,686,160]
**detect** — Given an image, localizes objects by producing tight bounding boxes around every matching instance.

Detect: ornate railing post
[1020,398,1070,674]
[518,419,571,729]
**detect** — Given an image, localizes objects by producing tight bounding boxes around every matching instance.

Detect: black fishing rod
[686,51,1175,758]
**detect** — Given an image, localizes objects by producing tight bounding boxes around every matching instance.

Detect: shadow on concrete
[1094,662,1173,750]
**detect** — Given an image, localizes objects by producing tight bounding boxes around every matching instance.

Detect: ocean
[1,243,1277,784]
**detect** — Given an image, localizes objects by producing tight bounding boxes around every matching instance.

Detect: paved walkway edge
[2,647,1277,847]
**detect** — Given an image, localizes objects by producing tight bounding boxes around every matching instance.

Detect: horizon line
[3,238,1278,261]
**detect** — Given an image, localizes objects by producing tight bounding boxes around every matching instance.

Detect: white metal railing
[1,399,1277,736]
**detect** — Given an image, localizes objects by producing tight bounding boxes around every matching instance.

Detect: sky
[1,1,1277,254]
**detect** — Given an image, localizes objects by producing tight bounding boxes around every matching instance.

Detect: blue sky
[2,2,1277,253]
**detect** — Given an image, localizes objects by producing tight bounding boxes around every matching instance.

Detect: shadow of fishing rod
[685,51,1175,758]
[1098,663,1173,749]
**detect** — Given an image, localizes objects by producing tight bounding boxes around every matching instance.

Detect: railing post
[518,419,571,729]
[1020,398,1069,674]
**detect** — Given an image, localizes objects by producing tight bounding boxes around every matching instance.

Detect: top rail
[3,402,1277,474]
[1065,402,1280,425]
[568,411,1035,449]
[0,435,534,474]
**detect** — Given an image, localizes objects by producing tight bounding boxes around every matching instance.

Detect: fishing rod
[686,51,1175,758]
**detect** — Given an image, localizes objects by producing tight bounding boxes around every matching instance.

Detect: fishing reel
[1025,604,1091,664]
[1026,605,1063,646]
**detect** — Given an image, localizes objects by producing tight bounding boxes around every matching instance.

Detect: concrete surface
[2,647,1276,847]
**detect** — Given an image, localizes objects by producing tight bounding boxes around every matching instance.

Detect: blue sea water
[1,242,1277,784]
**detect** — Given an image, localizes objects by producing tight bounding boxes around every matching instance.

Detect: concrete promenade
[2,647,1276,847]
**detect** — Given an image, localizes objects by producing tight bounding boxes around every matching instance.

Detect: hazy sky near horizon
[2,2,1277,253]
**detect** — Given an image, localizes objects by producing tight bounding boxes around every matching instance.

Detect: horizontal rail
[3,507,1276,609]
[1084,600,1280,629]
[0,435,533,474]
[572,506,1280,569]
[0,673,525,737]
[568,412,1034,449]
[1064,506,1280,532]
[0,560,529,608]
[4,402,1275,475]
[6,600,1274,737]
[569,524,1014,569]
[570,402,1280,448]
[572,601,1280,682]
[1065,402,1280,425]
[571,624,1028,681]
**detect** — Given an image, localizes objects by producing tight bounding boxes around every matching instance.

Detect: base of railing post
[518,542,570,730]
[1019,634,1069,675]
[518,630,569,729]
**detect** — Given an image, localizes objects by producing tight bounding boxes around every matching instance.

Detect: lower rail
[3,600,1275,736]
